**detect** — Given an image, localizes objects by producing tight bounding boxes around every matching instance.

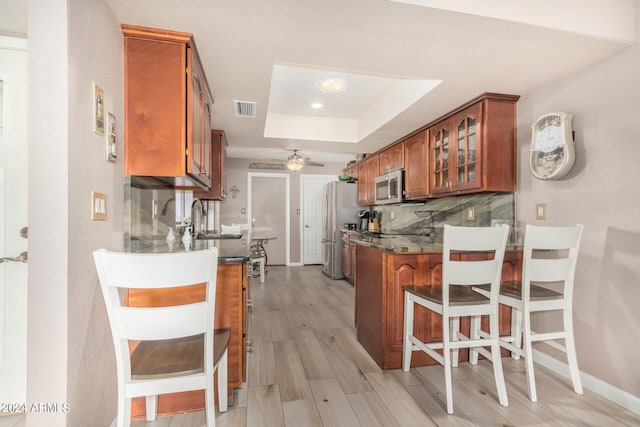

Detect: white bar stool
[474,224,584,402]
[402,224,510,414]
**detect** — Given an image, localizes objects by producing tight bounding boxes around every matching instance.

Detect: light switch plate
[535,203,547,220]
[151,200,158,220]
[91,191,107,221]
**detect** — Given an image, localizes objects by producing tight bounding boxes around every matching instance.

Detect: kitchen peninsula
[352,232,521,370]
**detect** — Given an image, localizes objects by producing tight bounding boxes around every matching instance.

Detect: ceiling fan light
[317,78,348,94]
[286,158,305,171]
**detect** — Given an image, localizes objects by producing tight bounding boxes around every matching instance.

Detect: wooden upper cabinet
[194,130,228,200]
[357,155,379,205]
[344,165,358,180]
[122,24,213,189]
[379,142,404,174]
[429,93,518,196]
[403,130,429,199]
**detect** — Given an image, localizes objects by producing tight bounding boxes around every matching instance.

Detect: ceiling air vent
[233,100,257,118]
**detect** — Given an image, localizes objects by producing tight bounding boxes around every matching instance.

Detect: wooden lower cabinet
[355,245,521,369]
[126,260,248,419]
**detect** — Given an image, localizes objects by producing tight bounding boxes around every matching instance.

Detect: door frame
[247,172,291,266]
[0,35,28,408]
[299,174,336,265]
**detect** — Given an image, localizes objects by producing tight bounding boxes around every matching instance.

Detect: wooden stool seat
[132,330,230,380]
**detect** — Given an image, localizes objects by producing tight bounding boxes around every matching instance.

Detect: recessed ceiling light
[317,78,348,94]
[310,102,325,109]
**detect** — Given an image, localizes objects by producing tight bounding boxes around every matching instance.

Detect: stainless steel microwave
[375,170,403,205]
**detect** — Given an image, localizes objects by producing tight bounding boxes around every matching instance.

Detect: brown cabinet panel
[379,142,404,174]
[404,130,429,199]
[194,130,228,200]
[124,36,186,178]
[122,24,213,189]
[344,93,518,202]
[354,245,384,366]
[344,165,358,179]
[357,155,379,205]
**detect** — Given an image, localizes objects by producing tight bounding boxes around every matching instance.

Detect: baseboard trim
[288,262,303,267]
[533,349,640,415]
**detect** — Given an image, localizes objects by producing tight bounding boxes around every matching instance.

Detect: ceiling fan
[248,150,326,171]
[287,150,325,170]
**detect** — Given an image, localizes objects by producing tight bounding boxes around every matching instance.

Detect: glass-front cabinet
[431,102,482,194]
[453,102,481,192]
[430,125,450,195]
[428,92,522,197]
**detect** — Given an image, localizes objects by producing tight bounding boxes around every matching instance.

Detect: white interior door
[0,39,28,407]
[301,175,335,264]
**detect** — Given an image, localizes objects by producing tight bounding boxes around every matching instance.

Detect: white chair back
[522,224,583,303]
[93,248,225,426]
[442,224,510,309]
[94,249,218,341]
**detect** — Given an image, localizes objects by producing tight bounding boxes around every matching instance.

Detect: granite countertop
[351,234,442,253]
[126,233,251,263]
[350,233,522,253]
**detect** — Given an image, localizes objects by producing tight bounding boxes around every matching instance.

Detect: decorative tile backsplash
[125,173,516,250]
[371,192,515,240]
[124,176,177,251]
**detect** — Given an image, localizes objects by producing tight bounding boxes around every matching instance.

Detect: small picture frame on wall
[106,112,117,162]
[93,82,105,135]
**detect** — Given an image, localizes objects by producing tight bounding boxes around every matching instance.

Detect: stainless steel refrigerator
[321,181,360,279]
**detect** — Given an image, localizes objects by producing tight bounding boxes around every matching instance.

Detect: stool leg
[523,309,537,402]
[451,317,460,367]
[490,312,508,407]
[145,395,157,421]
[564,307,583,395]
[469,315,480,365]
[512,308,523,360]
[442,317,454,414]
[402,292,414,372]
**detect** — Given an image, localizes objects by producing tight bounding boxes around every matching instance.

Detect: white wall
[27,0,124,425]
[66,0,124,424]
[515,3,640,397]
[27,0,69,425]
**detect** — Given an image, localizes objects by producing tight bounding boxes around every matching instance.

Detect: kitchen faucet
[190,198,207,238]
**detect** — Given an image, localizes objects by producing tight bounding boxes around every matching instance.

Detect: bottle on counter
[182,226,192,250]
[167,227,176,251]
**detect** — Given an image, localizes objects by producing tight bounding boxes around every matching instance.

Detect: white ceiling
[102,0,634,165]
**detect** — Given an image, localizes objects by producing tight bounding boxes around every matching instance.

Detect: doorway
[300,175,336,264]
[247,172,290,265]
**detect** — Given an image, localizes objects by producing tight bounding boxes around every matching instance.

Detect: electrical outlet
[536,203,547,220]
[467,207,475,221]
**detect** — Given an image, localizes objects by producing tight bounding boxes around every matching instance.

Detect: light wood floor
[134,265,640,427]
